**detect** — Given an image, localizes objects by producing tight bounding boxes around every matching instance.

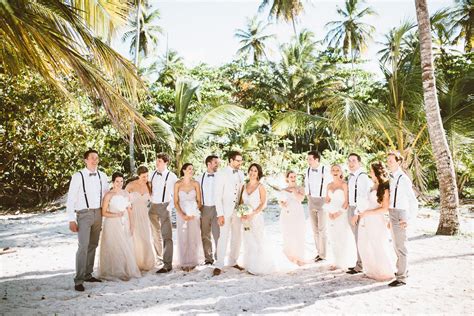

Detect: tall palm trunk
[129,0,142,174]
[414,0,460,235]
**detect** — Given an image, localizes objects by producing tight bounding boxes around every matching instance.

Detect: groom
[66,149,109,291]
[213,151,245,276]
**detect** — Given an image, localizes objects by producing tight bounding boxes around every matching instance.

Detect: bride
[357,162,396,281]
[99,172,141,281]
[240,163,275,275]
[324,164,357,270]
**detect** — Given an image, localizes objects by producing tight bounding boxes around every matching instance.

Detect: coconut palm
[235,16,275,64]
[325,0,376,77]
[415,0,460,235]
[259,0,304,34]
[447,0,473,52]
[0,0,151,139]
[122,2,163,62]
[149,79,260,171]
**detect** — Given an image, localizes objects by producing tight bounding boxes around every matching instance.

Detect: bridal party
[66,148,418,292]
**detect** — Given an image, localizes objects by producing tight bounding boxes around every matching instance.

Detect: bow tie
[157,172,163,176]
[89,173,97,177]
[233,170,238,174]
[207,174,214,177]
[389,174,394,178]
[349,173,354,176]
[311,168,318,172]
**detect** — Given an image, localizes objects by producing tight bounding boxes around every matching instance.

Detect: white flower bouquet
[236,204,253,231]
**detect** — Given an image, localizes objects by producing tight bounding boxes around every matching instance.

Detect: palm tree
[122,2,163,63]
[149,79,259,171]
[259,0,304,34]
[0,0,151,139]
[447,0,473,52]
[325,0,376,83]
[146,50,185,88]
[414,0,460,235]
[122,1,163,172]
[234,16,275,64]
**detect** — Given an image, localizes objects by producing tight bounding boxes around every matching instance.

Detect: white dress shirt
[198,171,216,206]
[348,167,372,213]
[304,165,333,198]
[389,168,418,218]
[66,168,109,222]
[149,168,178,205]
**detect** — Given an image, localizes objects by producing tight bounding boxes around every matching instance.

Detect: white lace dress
[358,190,396,281]
[241,185,275,275]
[324,189,357,269]
[99,194,141,280]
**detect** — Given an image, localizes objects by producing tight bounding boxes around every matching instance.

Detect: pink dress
[176,189,203,267]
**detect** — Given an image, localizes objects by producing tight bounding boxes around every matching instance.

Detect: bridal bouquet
[236,204,253,231]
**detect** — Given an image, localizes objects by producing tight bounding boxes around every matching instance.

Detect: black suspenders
[354,172,367,203]
[393,175,403,208]
[307,166,325,197]
[201,173,206,205]
[150,171,171,203]
[78,171,103,209]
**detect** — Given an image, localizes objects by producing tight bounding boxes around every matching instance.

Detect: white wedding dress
[99,194,141,280]
[241,185,275,275]
[324,189,357,269]
[358,190,396,281]
[279,190,306,263]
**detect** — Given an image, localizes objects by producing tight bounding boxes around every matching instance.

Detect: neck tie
[89,173,97,176]
[207,174,214,177]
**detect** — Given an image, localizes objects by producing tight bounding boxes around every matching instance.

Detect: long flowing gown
[129,192,155,271]
[279,189,306,263]
[241,185,275,275]
[176,189,203,268]
[358,190,396,281]
[99,194,141,280]
[324,189,358,269]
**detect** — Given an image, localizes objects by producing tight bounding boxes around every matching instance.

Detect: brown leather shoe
[233,264,245,271]
[74,284,85,292]
[84,277,102,282]
[213,268,222,276]
[156,267,172,274]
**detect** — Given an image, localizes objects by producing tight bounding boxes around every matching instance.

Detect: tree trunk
[129,0,142,175]
[414,0,460,235]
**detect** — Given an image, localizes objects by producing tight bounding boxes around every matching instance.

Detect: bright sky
[113,0,453,75]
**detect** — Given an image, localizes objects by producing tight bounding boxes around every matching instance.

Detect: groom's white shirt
[66,168,109,222]
[348,167,372,214]
[389,168,418,219]
[214,166,244,217]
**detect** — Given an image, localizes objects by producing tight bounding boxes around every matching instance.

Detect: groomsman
[304,151,333,262]
[149,153,178,273]
[213,151,245,276]
[387,151,418,287]
[66,149,109,291]
[346,153,372,274]
[198,155,221,265]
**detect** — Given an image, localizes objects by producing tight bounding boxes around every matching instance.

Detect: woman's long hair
[137,165,151,194]
[371,162,390,204]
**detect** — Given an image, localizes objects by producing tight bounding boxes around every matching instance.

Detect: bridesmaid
[99,172,141,281]
[357,162,396,281]
[174,163,203,272]
[278,171,306,266]
[126,166,155,271]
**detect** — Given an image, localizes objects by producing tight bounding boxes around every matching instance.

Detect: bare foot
[329,265,337,271]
